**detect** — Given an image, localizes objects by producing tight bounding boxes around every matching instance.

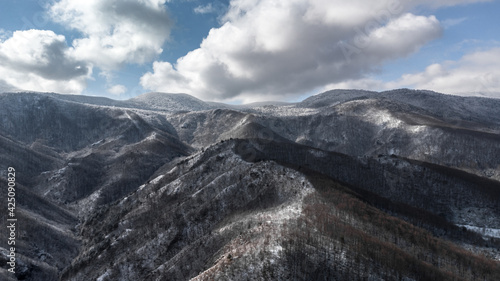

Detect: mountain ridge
[0,89,499,280]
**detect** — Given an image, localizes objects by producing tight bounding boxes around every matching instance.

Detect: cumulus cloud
[0,0,173,95]
[412,0,492,9]
[0,29,10,41]
[194,3,215,14]
[141,0,493,102]
[0,30,91,94]
[49,0,172,70]
[107,84,128,95]
[393,48,500,97]
[1,0,491,98]
[323,48,500,98]
[141,0,449,102]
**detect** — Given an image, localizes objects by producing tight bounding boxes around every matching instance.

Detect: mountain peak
[130,92,213,111]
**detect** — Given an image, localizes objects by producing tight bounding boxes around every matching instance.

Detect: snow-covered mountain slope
[0,92,192,210]
[234,139,500,228]
[299,88,500,129]
[160,92,500,181]
[61,140,500,280]
[130,92,214,112]
[0,178,79,281]
[1,89,499,280]
[1,91,130,108]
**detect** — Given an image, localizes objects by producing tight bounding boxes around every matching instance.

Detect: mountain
[0,89,499,280]
[130,92,215,112]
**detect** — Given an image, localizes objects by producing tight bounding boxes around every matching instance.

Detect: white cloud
[0,0,173,95]
[412,0,492,9]
[2,0,491,98]
[442,17,468,28]
[141,0,452,102]
[107,84,128,95]
[323,48,500,98]
[394,48,500,97]
[0,79,17,93]
[194,3,215,14]
[0,29,11,41]
[0,30,91,94]
[49,0,172,70]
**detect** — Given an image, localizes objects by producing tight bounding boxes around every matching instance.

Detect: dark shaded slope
[233,139,500,228]
[0,92,192,211]
[0,92,136,152]
[60,141,500,280]
[167,109,291,148]
[0,134,63,187]
[34,112,192,211]
[263,95,500,180]
[61,141,312,280]
[284,172,500,281]
[0,179,79,281]
[0,92,186,153]
[0,92,195,280]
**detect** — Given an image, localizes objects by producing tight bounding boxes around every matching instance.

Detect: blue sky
[378,1,500,79]
[0,0,499,103]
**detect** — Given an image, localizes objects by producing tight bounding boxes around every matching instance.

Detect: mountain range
[0,89,499,280]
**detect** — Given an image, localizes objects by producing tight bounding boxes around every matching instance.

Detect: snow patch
[96,269,112,281]
[91,139,105,147]
[309,149,327,158]
[150,175,164,185]
[457,224,500,239]
[408,125,426,134]
[269,244,283,256]
[76,189,102,216]
[251,104,319,117]
[144,132,157,141]
[368,109,403,129]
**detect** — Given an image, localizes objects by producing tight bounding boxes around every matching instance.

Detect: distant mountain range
[0,89,499,280]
